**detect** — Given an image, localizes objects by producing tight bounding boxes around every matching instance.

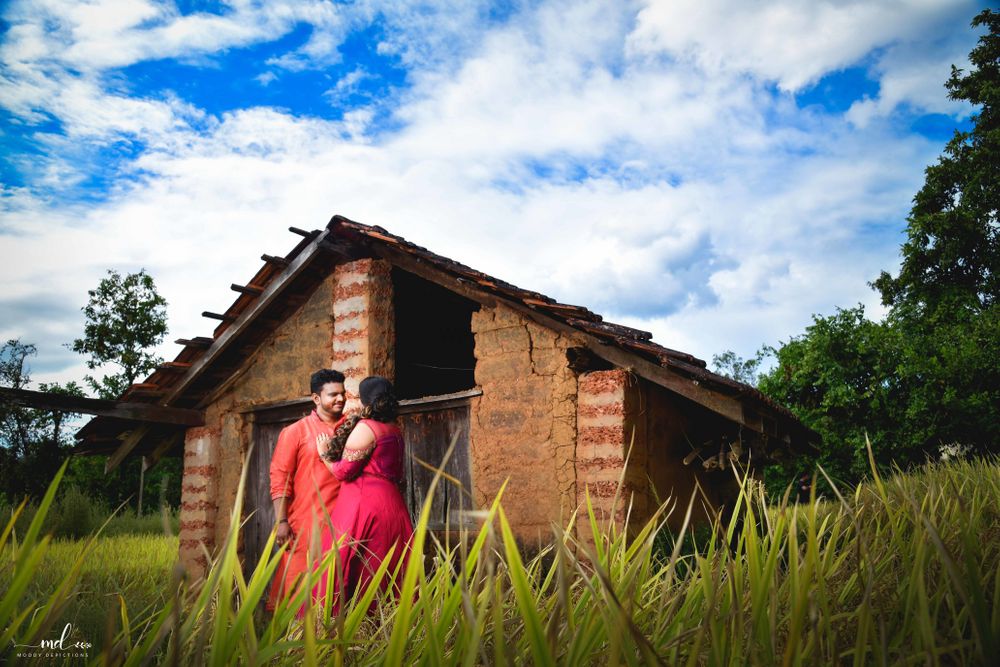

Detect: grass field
[3,452,999,665]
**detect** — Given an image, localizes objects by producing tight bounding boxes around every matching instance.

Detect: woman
[312,376,413,615]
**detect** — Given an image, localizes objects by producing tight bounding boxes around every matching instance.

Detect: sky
[0,0,989,389]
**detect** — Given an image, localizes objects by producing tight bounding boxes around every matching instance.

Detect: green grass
[3,452,999,665]
[4,534,178,652]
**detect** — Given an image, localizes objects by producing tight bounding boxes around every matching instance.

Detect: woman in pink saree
[312,376,413,615]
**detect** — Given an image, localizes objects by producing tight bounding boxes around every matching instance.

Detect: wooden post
[138,457,146,515]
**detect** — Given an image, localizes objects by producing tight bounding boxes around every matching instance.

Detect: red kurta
[266,410,345,611]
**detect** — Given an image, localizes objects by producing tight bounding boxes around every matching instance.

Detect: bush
[51,485,99,539]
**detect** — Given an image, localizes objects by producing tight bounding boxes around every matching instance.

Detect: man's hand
[276,520,293,547]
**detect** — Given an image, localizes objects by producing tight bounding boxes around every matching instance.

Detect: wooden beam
[261,254,289,267]
[106,424,151,473]
[289,226,318,238]
[317,239,361,260]
[127,389,165,399]
[143,431,183,472]
[202,311,235,321]
[165,226,335,405]
[398,388,484,414]
[371,245,753,429]
[175,337,213,348]
[231,283,264,296]
[0,387,204,426]
[157,361,193,371]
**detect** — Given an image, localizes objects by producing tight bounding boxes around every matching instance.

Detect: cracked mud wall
[470,305,582,544]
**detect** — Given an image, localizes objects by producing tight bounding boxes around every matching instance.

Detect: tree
[0,339,85,501]
[758,10,1000,491]
[871,8,1000,459]
[873,9,999,317]
[757,307,902,487]
[0,339,38,460]
[71,269,168,399]
[711,349,766,386]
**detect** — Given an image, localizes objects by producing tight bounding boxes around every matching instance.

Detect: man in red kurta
[266,368,347,611]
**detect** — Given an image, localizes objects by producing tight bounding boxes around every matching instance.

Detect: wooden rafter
[231,283,264,296]
[143,431,183,472]
[0,387,204,426]
[106,424,152,473]
[261,254,290,267]
[175,337,213,348]
[163,226,335,404]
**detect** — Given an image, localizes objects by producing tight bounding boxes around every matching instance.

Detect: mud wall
[469,305,581,543]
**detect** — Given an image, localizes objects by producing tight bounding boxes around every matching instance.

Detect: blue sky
[0,0,989,386]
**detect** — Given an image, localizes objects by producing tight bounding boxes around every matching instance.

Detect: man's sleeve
[269,423,299,501]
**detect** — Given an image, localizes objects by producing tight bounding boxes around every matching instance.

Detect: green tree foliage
[759,10,1000,487]
[711,349,766,386]
[71,269,168,399]
[757,307,903,486]
[0,339,86,501]
[871,8,1000,459]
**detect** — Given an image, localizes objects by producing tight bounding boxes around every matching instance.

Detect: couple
[267,369,413,614]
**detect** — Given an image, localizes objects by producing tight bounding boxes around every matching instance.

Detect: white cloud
[627,0,983,129]
[0,0,984,386]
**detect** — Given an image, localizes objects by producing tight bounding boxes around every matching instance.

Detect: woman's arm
[332,422,376,481]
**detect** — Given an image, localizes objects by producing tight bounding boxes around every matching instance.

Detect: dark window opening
[393,268,478,400]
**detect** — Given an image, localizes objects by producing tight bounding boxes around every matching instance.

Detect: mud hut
[76,216,815,577]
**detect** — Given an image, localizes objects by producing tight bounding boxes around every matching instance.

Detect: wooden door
[398,390,478,530]
[244,400,312,577]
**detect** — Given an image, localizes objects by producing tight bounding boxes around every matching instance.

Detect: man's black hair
[310,369,345,394]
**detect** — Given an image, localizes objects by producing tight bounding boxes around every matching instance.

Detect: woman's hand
[316,432,332,458]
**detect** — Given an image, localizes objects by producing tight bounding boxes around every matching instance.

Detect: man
[266,368,347,612]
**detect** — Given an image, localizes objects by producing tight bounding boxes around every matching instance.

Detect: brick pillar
[575,370,649,544]
[332,259,395,411]
[178,426,220,580]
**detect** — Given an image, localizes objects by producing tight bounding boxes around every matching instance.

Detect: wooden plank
[106,424,152,473]
[398,388,483,414]
[372,245,751,428]
[127,389,165,399]
[261,254,289,267]
[175,337,213,348]
[238,396,313,414]
[244,417,302,585]
[165,227,334,405]
[143,431,183,471]
[400,403,474,529]
[157,361,192,371]
[231,283,264,296]
[0,387,204,426]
